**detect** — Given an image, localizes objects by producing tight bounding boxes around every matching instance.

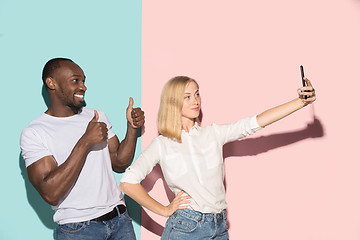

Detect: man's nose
[79,82,87,91]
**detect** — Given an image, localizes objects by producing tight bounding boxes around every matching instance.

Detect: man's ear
[45,77,56,90]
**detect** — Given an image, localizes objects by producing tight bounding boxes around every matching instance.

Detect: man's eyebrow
[70,74,86,79]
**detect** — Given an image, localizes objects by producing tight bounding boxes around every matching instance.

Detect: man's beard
[69,103,83,114]
[62,96,84,114]
[69,96,85,114]
[61,89,85,114]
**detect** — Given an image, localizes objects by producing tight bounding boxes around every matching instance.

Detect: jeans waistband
[176,209,226,222]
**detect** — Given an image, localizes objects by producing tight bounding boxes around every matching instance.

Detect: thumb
[91,110,99,122]
[127,97,134,111]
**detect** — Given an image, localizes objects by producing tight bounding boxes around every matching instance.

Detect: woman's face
[181,81,201,121]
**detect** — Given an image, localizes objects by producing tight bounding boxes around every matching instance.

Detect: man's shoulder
[23,113,47,129]
[20,113,47,143]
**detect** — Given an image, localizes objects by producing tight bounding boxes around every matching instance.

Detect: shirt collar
[192,122,200,132]
[182,122,200,135]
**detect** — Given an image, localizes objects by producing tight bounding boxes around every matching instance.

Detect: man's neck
[45,105,81,117]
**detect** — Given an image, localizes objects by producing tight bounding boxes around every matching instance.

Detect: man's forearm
[112,124,139,172]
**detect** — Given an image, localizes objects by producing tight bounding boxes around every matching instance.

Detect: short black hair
[42,57,74,87]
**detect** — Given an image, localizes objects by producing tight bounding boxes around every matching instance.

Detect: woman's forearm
[257,78,316,128]
[120,182,167,216]
[256,98,305,128]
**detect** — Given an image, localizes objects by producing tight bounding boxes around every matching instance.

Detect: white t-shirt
[120,115,262,213]
[20,107,125,224]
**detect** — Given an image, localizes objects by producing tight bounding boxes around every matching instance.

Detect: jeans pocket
[58,222,87,234]
[172,214,199,233]
[120,210,133,222]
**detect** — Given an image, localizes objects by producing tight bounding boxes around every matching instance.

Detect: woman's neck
[181,117,195,133]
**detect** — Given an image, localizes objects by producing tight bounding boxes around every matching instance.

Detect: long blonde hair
[158,76,198,142]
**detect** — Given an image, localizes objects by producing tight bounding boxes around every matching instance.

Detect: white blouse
[120,115,262,213]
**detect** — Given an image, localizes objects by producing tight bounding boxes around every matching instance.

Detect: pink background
[141,1,360,239]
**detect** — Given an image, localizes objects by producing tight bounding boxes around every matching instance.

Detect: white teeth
[74,94,84,99]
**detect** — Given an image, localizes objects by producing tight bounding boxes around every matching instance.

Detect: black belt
[91,204,126,222]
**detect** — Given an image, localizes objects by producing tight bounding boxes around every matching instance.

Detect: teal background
[0,0,142,239]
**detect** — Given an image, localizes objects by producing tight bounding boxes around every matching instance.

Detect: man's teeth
[74,94,84,99]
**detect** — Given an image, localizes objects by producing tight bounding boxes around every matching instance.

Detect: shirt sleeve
[212,114,262,145]
[120,138,161,184]
[98,110,115,139]
[20,127,52,168]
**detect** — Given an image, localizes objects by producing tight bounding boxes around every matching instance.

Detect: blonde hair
[158,76,198,142]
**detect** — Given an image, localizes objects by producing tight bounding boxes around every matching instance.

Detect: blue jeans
[55,210,136,240]
[161,209,229,240]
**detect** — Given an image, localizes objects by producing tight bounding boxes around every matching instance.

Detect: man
[20,58,145,239]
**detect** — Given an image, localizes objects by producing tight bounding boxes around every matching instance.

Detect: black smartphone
[300,65,306,87]
[300,65,307,99]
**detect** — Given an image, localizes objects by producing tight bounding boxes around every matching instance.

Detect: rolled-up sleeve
[212,115,262,145]
[20,127,51,168]
[98,110,115,140]
[120,138,161,184]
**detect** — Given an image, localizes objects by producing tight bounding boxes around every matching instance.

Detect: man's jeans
[55,210,136,240]
[161,209,229,240]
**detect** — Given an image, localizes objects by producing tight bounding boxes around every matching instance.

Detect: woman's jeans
[55,209,136,240]
[161,209,229,240]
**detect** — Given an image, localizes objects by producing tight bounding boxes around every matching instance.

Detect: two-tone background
[1,0,360,239]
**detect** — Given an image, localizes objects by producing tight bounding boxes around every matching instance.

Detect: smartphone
[300,65,306,87]
[300,65,307,99]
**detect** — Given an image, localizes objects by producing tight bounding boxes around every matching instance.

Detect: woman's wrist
[296,97,307,108]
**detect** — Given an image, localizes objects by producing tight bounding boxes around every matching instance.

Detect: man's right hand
[82,110,108,146]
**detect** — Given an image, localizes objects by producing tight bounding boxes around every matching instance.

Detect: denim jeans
[161,209,229,240]
[55,209,136,240]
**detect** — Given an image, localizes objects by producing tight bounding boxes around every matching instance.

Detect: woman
[120,76,316,239]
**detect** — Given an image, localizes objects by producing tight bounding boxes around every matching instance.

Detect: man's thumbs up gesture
[126,97,145,129]
[83,110,109,146]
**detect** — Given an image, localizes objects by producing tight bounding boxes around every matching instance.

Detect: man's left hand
[126,97,145,129]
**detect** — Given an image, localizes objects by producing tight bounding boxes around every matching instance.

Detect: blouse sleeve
[212,114,262,145]
[120,138,161,184]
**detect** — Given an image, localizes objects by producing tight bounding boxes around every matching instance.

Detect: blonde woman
[120,76,316,239]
